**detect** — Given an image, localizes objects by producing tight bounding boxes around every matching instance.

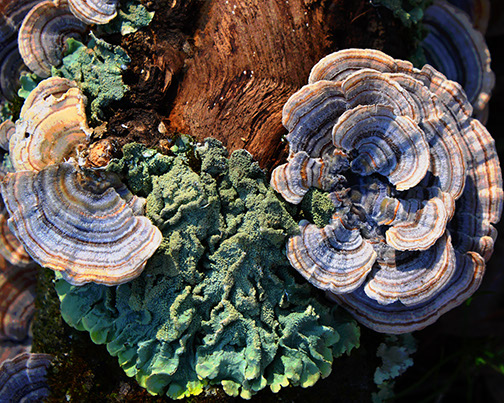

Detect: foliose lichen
[99,0,155,36]
[51,33,130,122]
[55,139,360,399]
[17,72,43,99]
[370,0,431,66]
[372,334,417,402]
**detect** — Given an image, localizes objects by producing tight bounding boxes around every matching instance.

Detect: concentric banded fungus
[0,121,14,151]
[272,48,503,333]
[68,0,118,25]
[9,77,92,172]
[448,0,490,33]
[0,163,162,285]
[0,256,36,341]
[422,0,495,120]
[0,0,43,101]
[0,198,32,267]
[0,353,52,401]
[18,0,87,78]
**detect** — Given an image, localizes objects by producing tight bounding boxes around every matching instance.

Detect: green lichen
[99,0,155,36]
[51,33,130,122]
[17,72,44,99]
[55,139,360,399]
[371,0,430,27]
[372,334,417,402]
[300,188,336,228]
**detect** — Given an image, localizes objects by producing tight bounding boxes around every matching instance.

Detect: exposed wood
[161,0,399,170]
[117,0,413,170]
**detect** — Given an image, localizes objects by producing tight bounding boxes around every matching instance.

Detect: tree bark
[118,0,411,170]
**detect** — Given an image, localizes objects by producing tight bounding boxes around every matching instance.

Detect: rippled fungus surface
[55,139,359,399]
[271,48,503,334]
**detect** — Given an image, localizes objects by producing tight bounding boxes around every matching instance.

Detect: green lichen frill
[99,0,155,36]
[51,33,130,122]
[55,139,360,399]
[372,334,417,402]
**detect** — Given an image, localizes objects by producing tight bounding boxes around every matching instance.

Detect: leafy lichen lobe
[56,139,359,399]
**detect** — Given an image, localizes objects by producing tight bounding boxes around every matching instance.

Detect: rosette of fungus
[271,48,503,334]
[18,0,87,78]
[0,163,162,286]
[68,0,118,25]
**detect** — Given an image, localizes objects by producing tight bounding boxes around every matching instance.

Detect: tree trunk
[117,0,413,170]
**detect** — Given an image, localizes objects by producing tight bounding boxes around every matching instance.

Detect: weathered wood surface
[118,0,410,170]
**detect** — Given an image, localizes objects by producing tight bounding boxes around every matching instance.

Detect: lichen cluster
[51,33,130,122]
[55,139,360,399]
[372,334,417,402]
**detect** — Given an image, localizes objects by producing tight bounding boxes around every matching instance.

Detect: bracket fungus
[0,255,36,343]
[422,0,495,121]
[0,120,14,152]
[0,163,162,286]
[0,0,43,101]
[9,77,92,172]
[18,0,88,78]
[68,0,119,25]
[0,352,52,401]
[272,48,503,334]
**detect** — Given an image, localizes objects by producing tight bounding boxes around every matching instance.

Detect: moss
[51,33,130,122]
[56,139,360,399]
[371,0,430,27]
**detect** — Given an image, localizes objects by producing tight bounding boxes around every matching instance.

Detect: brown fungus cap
[9,77,91,172]
[0,255,36,342]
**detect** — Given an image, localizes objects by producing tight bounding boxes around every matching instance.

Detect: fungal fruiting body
[0,0,43,101]
[0,76,161,287]
[9,77,91,172]
[422,0,495,121]
[18,0,87,78]
[272,48,503,334]
[0,353,52,401]
[1,163,162,286]
[68,0,118,25]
